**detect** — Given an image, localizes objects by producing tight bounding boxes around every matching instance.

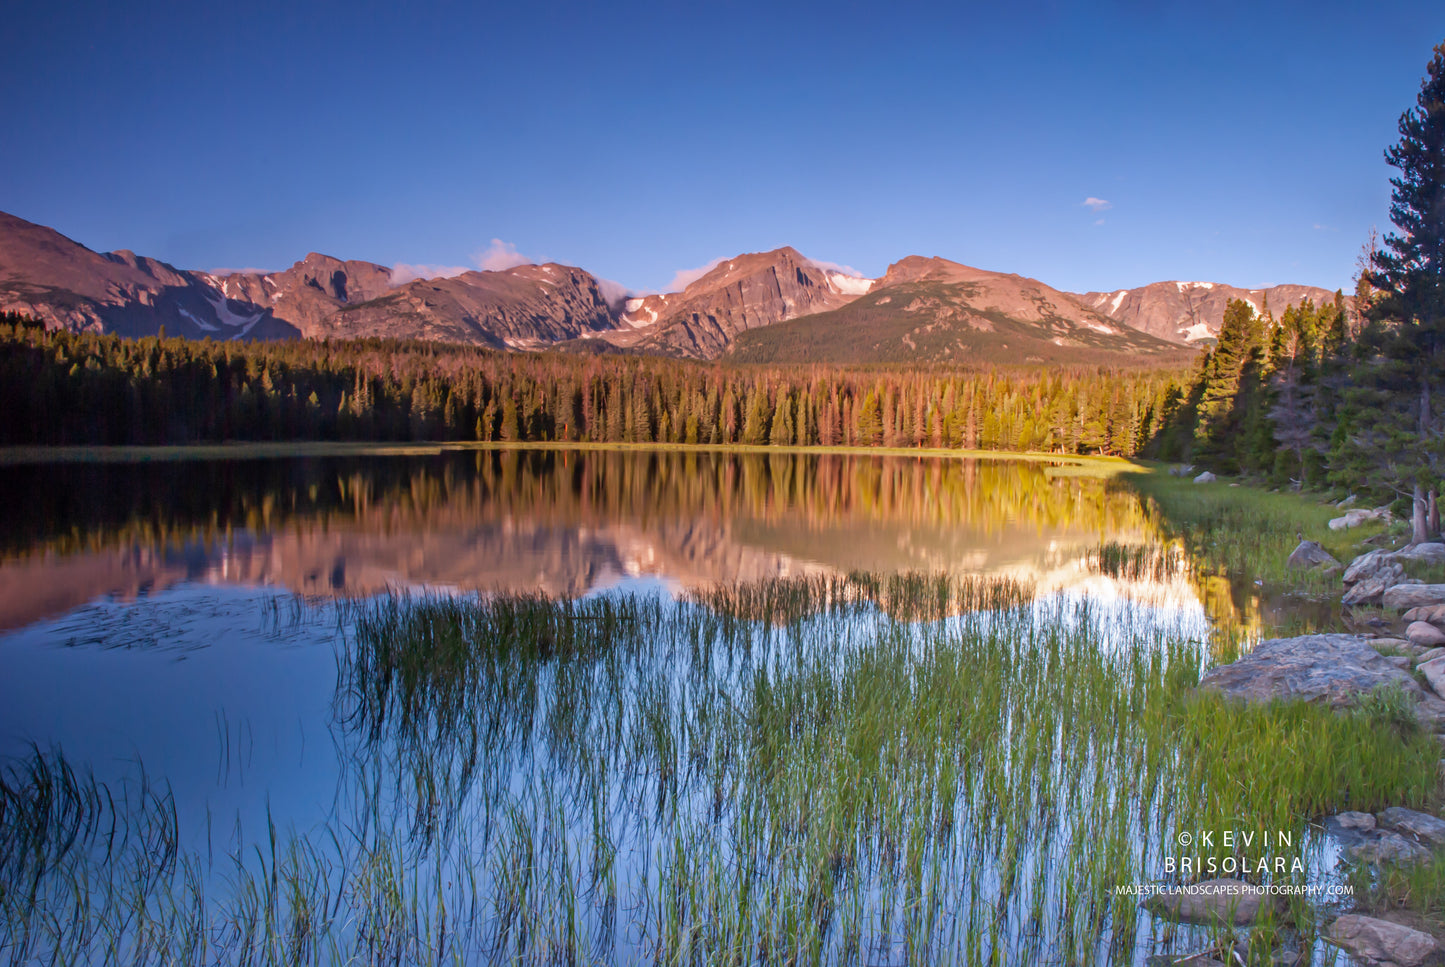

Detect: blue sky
[2,0,1441,295]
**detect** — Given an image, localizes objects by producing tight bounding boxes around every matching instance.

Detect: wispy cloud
[1083,197,1113,212]
[390,262,472,285]
[668,257,727,292]
[595,277,631,307]
[1093,218,1107,226]
[805,256,869,279]
[475,238,534,272]
[391,238,540,286]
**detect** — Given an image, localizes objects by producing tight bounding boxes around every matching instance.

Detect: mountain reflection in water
[0,449,1191,631]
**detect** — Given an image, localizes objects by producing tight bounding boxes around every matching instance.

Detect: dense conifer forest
[0,313,1185,456]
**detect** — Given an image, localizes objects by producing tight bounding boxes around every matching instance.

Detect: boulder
[1331,508,1381,531]
[1141,877,1275,926]
[1417,657,1445,699]
[1287,539,1341,571]
[1338,494,1360,508]
[1395,542,1445,566]
[1334,811,1377,831]
[1193,471,1216,484]
[1347,829,1433,865]
[1418,647,1445,666]
[1386,654,1413,670]
[1384,585,1445,611]
[1378,806,1445,847]
[1199,634,1445,726]
[1345,549,1397,586]
[1371,637,1421,655]
[1404,603,1445,625]
[1409,621,1445,647]
[1168,464,1195,477]
[1343,564,1409,606]
[1327,914,1440,967]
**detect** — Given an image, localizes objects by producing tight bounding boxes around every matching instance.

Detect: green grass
[1121,466,1393,639]
[4,575,1438,964]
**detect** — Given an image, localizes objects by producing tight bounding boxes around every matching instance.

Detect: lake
[0,448,1368,964]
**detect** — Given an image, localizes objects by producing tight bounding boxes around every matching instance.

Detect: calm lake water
[0,449,1352,964]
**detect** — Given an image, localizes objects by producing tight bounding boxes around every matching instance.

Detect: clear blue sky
[2,0,1441,295]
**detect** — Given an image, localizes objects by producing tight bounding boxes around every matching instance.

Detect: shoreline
[0,440,1142,470]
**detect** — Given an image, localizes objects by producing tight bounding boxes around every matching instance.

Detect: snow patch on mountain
[828,273,874,295]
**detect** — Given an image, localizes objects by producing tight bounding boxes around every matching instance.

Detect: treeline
[1151,292,1353,485]
[0,314,1185,456]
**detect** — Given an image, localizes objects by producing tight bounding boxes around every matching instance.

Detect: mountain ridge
[0,210,1343,365]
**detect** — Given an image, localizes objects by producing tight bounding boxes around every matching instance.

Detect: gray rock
[1327,913,1440,967]
[1417,658,1445,699]
[1141,877,1275,925]
[1339,494,1360,508]
[1409,621,1445,647]
[1385,585,1445,611]
[1372,637,1422,655]
[1345,548,1397,586]
[1387,654,1414,670]
[1395,542,1445,565]
[1418,647,1445,666]
[1347,829,1433,864]
[1199,634,1445,726]
[1193,470,1217,484]
[1404,603,1445,625]
[1378,806,1445,847]
[1331,508,1385,531]
[1344,564,1410,606]
[1287,539,1341,571]
[1335,811,1378,831]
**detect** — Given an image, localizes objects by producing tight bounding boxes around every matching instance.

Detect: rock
[1141,877,1275,926]
[1409,621,1445,647]
[1395,542,1445,566]
[1199,634,1445,726]
[1335,811,1377,831]
[1193,471,1217,484]
[1345,549,1396,586]
[1372,638,1421,655]
[1347,829,1433,864]
[1418,647,1445,666]
[1331,510,1372,530]
[1344,564,1409,606]
[1418,658,1445,699]
[1327,913,1440,967]
[1386,654,1413,670]
[1287,539,1341,571]
[1378,806,1445,847]
[1384,585,1445,611]
[1168,464,1194,477]
[1338,494,1360,508]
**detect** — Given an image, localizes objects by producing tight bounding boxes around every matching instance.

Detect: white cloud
[805,256,867,279]
[475,238,534,272]
[1083,197,1113,212]
[595,277,631,307]
[390,262,472,285]
[668,257,727,292]
[1094,218,1106,226]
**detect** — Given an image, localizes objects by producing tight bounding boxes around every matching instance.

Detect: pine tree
[1340,42,1445,539]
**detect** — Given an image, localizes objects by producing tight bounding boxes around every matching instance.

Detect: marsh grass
[4,577,1438,964]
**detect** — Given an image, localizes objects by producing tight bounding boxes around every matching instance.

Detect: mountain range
[0,210,1343,366]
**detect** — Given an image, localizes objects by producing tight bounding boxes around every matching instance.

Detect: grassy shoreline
[0,439,1143,469]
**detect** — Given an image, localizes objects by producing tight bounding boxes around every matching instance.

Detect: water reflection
[0,450,1180,630]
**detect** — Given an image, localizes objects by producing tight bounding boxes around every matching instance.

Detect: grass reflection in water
[3,574,1437,964]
